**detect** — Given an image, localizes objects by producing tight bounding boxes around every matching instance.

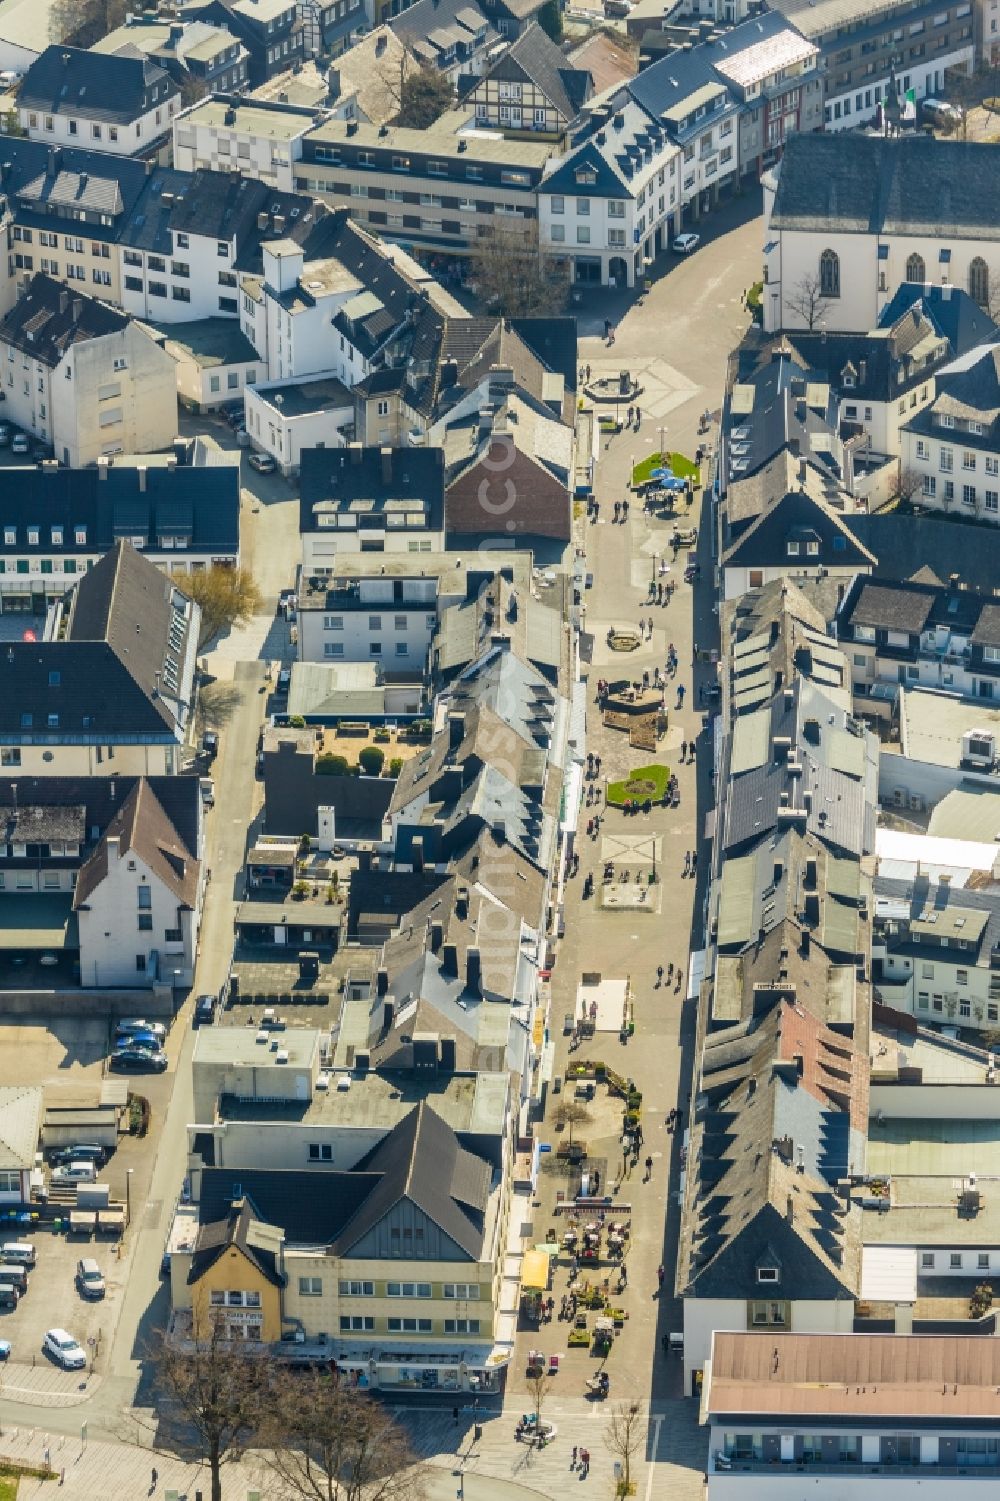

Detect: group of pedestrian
[666,643,678,676]
[612,499,630,523]
[678,739,695,763]
[571,1447,592,1477]
[604,319,616,345]
[624,405,642,430]
[682,849,697,876]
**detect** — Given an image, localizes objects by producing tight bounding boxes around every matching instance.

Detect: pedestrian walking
[453,1406,460,1424]
[604,319,611,339]
[645,1154,654,1181]
[683,850,690,875]
[657,1264,665,1288]
[151,1468,158,1491]
[656,964,664,988]
[676,684,686,706]
[572,1446,578,1469]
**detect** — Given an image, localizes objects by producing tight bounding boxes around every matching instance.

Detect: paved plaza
[0,197,762,1499]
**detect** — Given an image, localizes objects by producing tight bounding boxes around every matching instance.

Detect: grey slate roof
[878,284,999,357]
[0,273,126,368]
[0,456,239,558]
[335,1101,490,1258]
[299,446,444,536]
[0,777,200,864]
[771,134,1000,241]
[483,23,591,123]
[723,463,877,573]
[678,1000,866,1300]
[18,43,178,126]
[846,513,1000,594]
[0,541,198,744]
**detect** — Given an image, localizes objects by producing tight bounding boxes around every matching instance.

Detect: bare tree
[552,1099,591,1150]
[176,564,261,648]
[785,272,831,331]
[470,221,568,318]
[892,465,926,508]
[148,1317,264,1501]
[525,1368,552,1437]
[604,1401,646,1497]
[261,1370,424,1501]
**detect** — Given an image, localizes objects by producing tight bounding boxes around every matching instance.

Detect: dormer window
[842,373,855,389]
[575,167,597,186]
[757,1266,780,1284]
[787,540,800,556]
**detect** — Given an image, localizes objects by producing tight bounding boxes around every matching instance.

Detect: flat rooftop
[251,377,353,418]
[862,1173,1000,1247]
[901,687,1000,772]
[706,1331,1000,1420]
[180,96,316,140]
[871,1019,995,1086]
[219,1065,508,1137]
[306,115,552,169]
[193,1024,321,1068]
[867,1116,1000,1177]
[160,318,260,369]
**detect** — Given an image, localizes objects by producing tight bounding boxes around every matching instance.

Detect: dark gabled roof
[846,580,936,635]
[510,316,578,396]
[334,1101,490,1258]
[723,476,877,572]
[64,540,196,715]
[724,351,842,491]
[0,776,200,861]
[846,512,1000,595]
[539,135,633,201]
[0,274,127,368]
[189,1196,285,1287]
[74,779,199,910]
[19,44,178,125]
[678,999,866,1300]
[299,446,444,534]
[196,1166,379,1247]
[878,283,999,357]
[392,0,496,51]
[771,134,1000,241]
[0,459,239,556]
[164,170,321,262]
[0,541,197,742]
[0,140,151,246]
[485,23,591,122]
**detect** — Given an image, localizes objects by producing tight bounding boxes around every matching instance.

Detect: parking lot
[0,1222,120,1389]
[0,1016,180,1386]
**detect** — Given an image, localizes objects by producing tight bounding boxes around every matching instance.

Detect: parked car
[76,1259,105,1300]
[0,1334,11,1352]
[276,667,291,696]
[111,1047,167,1073]
[248,451,276,474]
[49,1144,106,1167]
[116,1029,161,1053]
[201,731,219,761]
[43,1328,86,1370]
[923,97,963,125]
[0,1292,15,1313]
[672,232,700,255]
[10,432,29,455]
[194,994,216,1027]
[222,402,244,429]
[50,1162,97,1187]
[0,424,10,446]
[115,1019,166,1043]
[199,777,215,808]
[278,588,296,620]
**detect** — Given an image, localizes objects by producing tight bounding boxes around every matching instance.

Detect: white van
[1,1242,35,1267]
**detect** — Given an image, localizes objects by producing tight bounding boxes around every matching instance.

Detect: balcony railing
[715,1457,1000,1477]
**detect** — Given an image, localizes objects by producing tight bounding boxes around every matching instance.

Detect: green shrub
[358,745,385,776]
[316,753,350,776]
[288,715,306,728]
[388,757,403,778]
[373,727,391,743]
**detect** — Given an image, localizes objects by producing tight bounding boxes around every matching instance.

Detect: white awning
[861,1244,917,1303]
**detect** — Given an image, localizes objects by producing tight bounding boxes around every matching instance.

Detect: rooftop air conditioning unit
[962,728,995,768]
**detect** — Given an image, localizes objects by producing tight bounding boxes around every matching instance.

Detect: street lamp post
[125,1168,133,1229]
